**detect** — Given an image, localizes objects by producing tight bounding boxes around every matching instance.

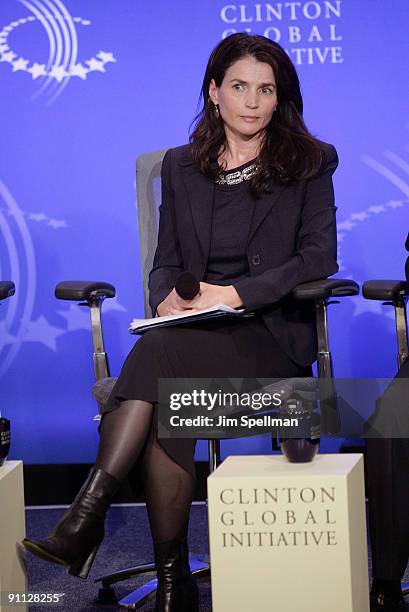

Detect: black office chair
[362,280,408,369]
[55,150,359,608]
[363,240,409,598]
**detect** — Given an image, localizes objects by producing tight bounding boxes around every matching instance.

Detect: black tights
[95,400,195,543]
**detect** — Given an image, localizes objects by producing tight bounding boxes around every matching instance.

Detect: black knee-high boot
[22,468,119,578]
[154,537,199,612]
[23,399,153,578]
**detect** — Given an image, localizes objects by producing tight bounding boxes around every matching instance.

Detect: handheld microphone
[174,271,200,300]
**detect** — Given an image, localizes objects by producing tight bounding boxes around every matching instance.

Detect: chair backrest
[136,149,167,317]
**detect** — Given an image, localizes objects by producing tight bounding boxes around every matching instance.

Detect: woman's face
[209,55,278,141]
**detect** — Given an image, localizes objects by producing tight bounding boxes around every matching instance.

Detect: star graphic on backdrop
[368,205,385,214]
[97,51,116,63]
[70,63,89,79]
[28,62,47,79]
[57,298,127,332]
[12,58,29,72]
[49,65,67,82]
[73,18,91,25]
[0,25,115,95]
[29,212,48,222]
[337,220,356,231]
[384,308,398,321]
[86,58,105,72]
[386,199,404,209]
[0,321,17,346]
[47,219,67,229]
[2,207,22,219]
[352,298,386,318]
[350,211,369,221]
[0,50,16,63]
[103,298,127,313]
[57,304,91,332]
[22,316,65,351]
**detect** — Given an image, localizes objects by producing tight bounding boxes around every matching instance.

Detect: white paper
[129,303,245,332]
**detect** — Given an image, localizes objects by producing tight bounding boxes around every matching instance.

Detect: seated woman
[22,33,338,611]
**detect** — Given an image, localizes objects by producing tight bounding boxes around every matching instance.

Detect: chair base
[95,554,209,609]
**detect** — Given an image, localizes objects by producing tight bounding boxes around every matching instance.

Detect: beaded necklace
[215,162,258,186]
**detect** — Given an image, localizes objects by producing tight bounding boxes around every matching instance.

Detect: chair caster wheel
[96,585,117,605]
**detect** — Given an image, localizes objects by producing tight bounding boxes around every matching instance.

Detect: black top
[203,161,256,286]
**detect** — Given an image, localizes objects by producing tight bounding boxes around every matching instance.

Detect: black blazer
[149,143,339,366]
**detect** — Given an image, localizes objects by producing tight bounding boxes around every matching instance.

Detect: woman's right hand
[156,288,199,317]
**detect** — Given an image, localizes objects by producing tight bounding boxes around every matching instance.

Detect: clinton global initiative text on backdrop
[220,1,343,65]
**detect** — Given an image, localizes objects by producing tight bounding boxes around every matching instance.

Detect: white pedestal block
[208,454,369,612]
[0,461,27,612]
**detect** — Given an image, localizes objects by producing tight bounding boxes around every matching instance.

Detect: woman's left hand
[188,282,244,311]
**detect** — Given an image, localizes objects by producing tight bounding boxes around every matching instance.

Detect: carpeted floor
[24,503,409,611]
[25,504,211,611]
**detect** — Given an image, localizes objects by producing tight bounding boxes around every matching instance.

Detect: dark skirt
[104,314,312,479]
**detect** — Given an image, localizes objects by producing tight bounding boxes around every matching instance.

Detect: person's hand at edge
[156,283,243,316]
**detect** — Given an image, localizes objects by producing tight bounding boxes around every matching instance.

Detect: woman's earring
[214,104,220,118]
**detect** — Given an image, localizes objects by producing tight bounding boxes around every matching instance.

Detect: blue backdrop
[1,0,408,463]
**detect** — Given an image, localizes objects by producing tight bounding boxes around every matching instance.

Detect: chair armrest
[362,280,409,301]
[55,281,116,301]
[92,377,118,405]
[0,281,15,301]
[292,278,359,301]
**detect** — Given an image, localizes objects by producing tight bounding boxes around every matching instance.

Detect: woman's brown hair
[190,33,327,196]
